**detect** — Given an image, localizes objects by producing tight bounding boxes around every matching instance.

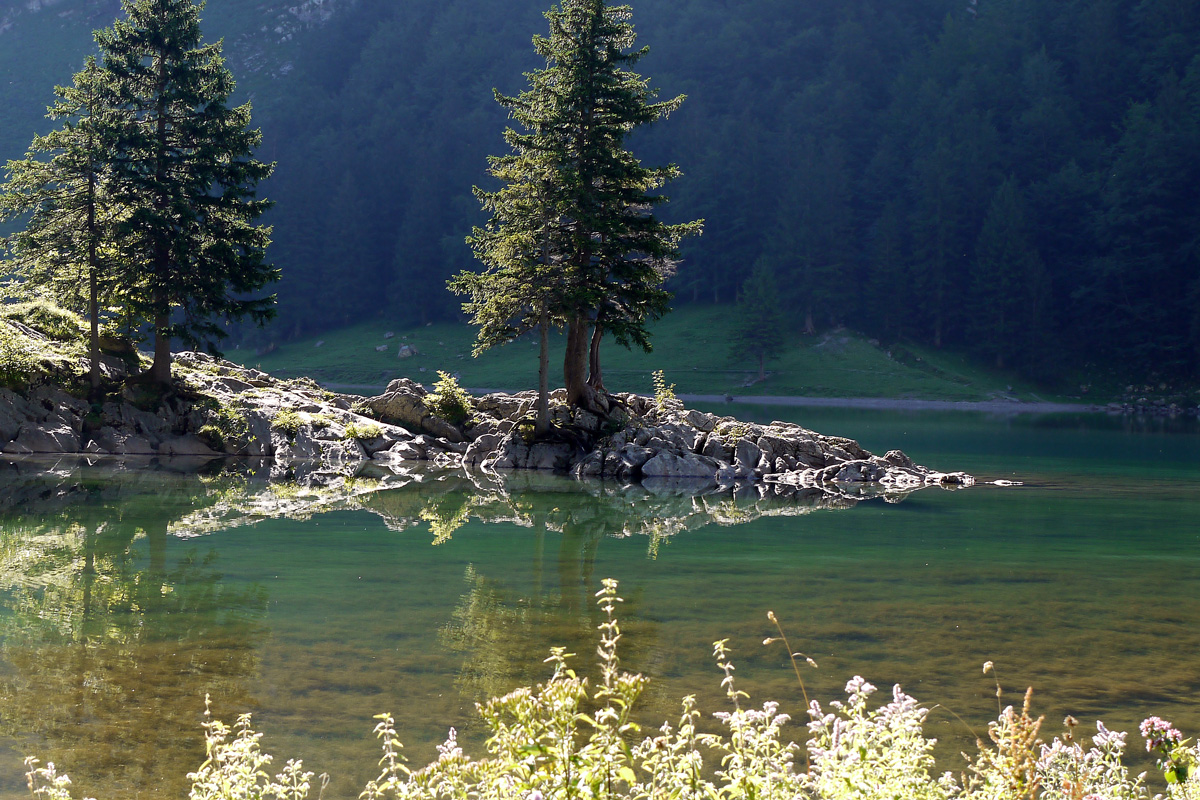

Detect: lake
[0,405,1196,799]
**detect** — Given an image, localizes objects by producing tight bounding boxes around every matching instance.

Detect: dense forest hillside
[3,0,1199,386]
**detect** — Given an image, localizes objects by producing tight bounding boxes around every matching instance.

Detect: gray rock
[527,441,573,471]
[641,451,718,479]
[617,444,656,471]
[573,409,602,432]
[0,389,37,442]
[385,440,428,462]
[92,427,156,455]
[681,408,718,433]
[883,449,916,469]
[158,436,219,457]
[364,378,465,443]
[700,433,732,462]
[824,460,886,483]
[734,439,763,472]
[4,421,79,453]
[463,433,502,466]
[571,451,604,477]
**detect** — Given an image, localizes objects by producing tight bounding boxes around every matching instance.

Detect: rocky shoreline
[0,351,973,492]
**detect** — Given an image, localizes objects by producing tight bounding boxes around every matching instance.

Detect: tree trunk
[150,307,172,385]
[89,265,100,395]
[804,308,815,335]
[535,309,550,437]
[587,319,605,394]
[758,352,765,382]
[149,59,172,387]
[564,314,595,409]
[87,170,101,397]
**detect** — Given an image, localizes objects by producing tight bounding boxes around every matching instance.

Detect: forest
[4,0,1200,386]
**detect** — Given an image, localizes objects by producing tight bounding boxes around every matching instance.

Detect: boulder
[158,436,219,457]
[364,378,465,443]
[681,408,718,433]
[734,439,763,472]
[92,427,156,455]
[3,421,79,453]
[641,451,719,479]
[0,389,37,442]
[699,433,733,462]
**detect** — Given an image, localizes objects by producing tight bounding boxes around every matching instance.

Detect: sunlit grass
[230,306,1039,401]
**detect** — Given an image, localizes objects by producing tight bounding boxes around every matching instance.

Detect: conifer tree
[548,0,701,409]
[1,57,124,394]
[454,143,567,435]
[731,262,787,382]
[452,0,700,417]
[968,178,1050,370]
[97,0,276,385]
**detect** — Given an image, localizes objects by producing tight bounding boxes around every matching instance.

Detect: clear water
[0,407,1196,799]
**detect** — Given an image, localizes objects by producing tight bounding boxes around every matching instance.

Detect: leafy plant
[23,586,1200,800]
[344,420,384,441]
[652,369,682,414]
[425,370,473,425]
[196,403,249,451]
[0,322,40,389]
[271,408,306,436]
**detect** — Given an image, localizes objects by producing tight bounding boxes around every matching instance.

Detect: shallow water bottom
[0,407,1196,798]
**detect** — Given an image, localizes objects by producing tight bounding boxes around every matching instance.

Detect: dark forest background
[4,0,1200,386]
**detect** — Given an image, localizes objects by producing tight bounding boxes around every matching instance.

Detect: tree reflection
[0,459,267,799]
[0,453,943,797]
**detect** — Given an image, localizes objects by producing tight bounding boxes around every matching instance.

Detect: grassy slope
[228,306,1058,401]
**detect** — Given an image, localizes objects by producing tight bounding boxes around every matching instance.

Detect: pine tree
[968,178,1050,370]
[731,262,787,382]
[453,0,701,416]
[96,0,276,385]
[0,57,125,394]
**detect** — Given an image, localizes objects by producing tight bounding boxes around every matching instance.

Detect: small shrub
[271,408,306,436]
[197,404,249,451]
[0,322,40,389]
[23,585,1200,800]
[426,371,473,425]
[652,369,682,415]
[344,420,384,441]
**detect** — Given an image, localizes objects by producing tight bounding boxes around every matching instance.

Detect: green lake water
[0,406,1197,798]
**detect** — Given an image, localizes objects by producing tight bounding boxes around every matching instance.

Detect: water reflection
[0,455,926,797]
[0,460,268,798]
[2,443,1194,798]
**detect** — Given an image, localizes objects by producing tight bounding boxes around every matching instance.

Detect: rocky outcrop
[359,379,972,492]
[0,353,972,495]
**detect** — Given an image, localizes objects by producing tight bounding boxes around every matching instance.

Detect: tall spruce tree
[453,0,700,416]
[96,0,276,385]
[0,57,124,394]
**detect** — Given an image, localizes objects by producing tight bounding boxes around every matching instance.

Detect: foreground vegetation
[25,581,1200,800]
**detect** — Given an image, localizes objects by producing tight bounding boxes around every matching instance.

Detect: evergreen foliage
[6,0,1200,386]
[2,0,277,388]
[451,0,701,413]
[731,263,787,382]
[95,0,277,384]
[0,57,124,392]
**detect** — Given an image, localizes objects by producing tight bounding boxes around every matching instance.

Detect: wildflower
[1140,715,1182,751]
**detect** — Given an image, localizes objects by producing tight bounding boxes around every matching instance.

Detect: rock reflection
[0,458,267,799]
[0,453,950,797]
